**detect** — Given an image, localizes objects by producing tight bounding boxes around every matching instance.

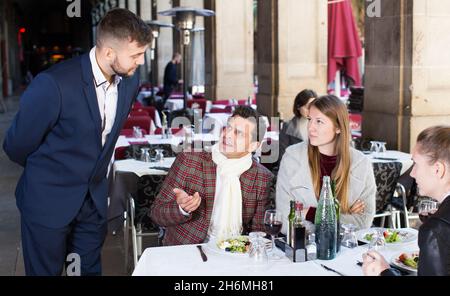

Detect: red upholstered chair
[132,106,157,124]
[130,110,150,117]
[238,99,257,105]
[114,146,128,160]
[133,101,143,109]
[120,128,148,137]
[214,99,231,105]
[123,116,151,133]
[130,109,150,117]
[187,99,207,116]
[192,94,205,99]
[209,106,233,114]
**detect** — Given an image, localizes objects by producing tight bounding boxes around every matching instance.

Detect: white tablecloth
[366,150,413,175]
[164,99,185,111]
[133,228,418,276]
[113,158,176,178]
[115,135,183,149]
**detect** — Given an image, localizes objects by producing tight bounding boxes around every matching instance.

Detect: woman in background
[278,89,318,160]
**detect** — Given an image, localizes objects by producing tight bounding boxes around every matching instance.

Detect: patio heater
[158,7,215,111]
[145,21,174,102]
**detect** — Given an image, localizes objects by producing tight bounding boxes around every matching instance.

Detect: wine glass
[263,209,283,259]
[418,200,438,223]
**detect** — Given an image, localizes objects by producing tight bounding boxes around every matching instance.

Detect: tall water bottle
[314,176,337,260]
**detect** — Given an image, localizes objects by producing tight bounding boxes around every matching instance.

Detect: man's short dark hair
[96,8,152,47]
[231,105,267,142]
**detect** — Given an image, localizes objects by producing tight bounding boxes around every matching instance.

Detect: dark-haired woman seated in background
[278,89,318,160]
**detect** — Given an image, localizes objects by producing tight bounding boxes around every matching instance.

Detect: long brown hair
[307,95,352,213]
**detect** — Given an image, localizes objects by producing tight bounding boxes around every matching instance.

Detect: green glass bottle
[314,176,337,260]
[288,200,295,247]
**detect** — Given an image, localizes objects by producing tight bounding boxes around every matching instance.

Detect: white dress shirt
[89,47,121,146]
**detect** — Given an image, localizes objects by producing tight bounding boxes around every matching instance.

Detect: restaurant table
[365,150,413,175]
[115,135,183,149]
[133,228,418,276]
[164,98,185,111]
[108,157,176,233]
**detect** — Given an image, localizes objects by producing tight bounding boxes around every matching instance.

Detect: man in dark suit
[163,52,182,102]
[3,8,151,275]
[151,106,274,246]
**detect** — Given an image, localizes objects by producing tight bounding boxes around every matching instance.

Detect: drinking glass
[263,209,283,259]
[367,230,385,251]
[369,141,378,154]
[133,126,143,138]
[248,232,268,265]
[341,223,358,249]
[378,142,387,156]
[140,148,151,162]
[154,149,165,164]
[418,200,439,223]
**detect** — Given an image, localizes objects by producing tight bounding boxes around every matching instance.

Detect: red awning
[328,0,362,86]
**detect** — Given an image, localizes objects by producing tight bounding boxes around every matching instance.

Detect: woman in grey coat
[276,95,376,233]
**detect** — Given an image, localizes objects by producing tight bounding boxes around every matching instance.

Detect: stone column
[409,0,450,148]
[204,0,254,101]
[363,0,450,152]
[255,0,278,117]
[277,0,328,120]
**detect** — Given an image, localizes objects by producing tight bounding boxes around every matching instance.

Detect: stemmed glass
[263,209,283,259]
[418,200,438,223]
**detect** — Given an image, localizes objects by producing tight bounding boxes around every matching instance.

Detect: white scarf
[209,144,253,241]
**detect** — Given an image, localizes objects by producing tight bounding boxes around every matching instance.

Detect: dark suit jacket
[163,61,177,98]
[150,152,274,246]
[3,53,138,228]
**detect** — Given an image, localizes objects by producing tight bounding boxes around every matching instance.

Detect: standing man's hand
[174,188,201,214]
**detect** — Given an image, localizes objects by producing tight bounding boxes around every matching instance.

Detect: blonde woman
[276,95,376,234]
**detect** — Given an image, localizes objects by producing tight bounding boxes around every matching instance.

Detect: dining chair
[372,161,403,228]
[187,99,207,116]
[123,116,152,133]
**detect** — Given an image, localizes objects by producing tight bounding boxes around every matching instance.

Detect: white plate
[205,236,272,256]
[390,251,419,274]
[356,228,418,244]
